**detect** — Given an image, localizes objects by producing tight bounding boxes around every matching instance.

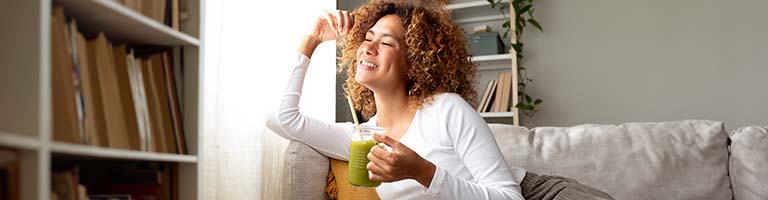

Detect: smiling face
[354,14,409,94]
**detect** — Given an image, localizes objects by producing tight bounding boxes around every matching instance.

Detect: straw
[346,96,362,138]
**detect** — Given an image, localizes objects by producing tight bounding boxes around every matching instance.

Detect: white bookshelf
[448,0,519,125]
[0,0,204,199]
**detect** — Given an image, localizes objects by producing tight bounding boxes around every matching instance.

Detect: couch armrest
[283,140,330,200]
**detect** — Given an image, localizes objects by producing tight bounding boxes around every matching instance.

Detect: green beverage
[348,125,384,187]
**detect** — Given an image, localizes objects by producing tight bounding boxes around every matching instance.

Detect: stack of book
[51,5,187,154]
[51,163,176,200]
[115,0,181,30]
[477,72,513,113]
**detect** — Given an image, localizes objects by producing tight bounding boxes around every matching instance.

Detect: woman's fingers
[335,10,343,34]
[323,12,338,37]
[340,10,352,34]
[369,144,393,165]
[366,161,386,181]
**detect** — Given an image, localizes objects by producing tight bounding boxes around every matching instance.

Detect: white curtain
[201,0,336,199]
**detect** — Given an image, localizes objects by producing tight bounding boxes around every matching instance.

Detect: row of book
[0,149,18,200]
[52,5,187,154]
[52,163,176,200]
[115,0,182,31]
[477,72,514,113]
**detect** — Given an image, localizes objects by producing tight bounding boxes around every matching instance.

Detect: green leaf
[511,43,522,52]
[502,21,510,28]
[525,94,532,103]
[534,99,542,105]
[520,5,532,14]
[528,19,543,31]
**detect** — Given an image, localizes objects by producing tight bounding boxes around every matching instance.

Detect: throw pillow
[325,159,380,200]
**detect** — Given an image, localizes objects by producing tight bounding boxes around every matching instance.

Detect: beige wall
[520,0,768,129]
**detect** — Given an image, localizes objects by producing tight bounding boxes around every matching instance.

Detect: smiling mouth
[359,60,378,70]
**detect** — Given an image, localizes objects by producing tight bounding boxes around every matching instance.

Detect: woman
[267,0,613,199]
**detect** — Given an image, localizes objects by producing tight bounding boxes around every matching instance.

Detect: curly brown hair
[340,0,477,119]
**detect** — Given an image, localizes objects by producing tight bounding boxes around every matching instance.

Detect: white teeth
[360,60,378,69]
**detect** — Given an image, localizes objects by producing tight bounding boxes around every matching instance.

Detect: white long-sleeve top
[266,53,526,200]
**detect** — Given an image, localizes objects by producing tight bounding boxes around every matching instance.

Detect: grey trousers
[521,172,615,200]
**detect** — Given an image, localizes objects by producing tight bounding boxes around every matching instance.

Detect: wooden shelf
[480,112,515,118]
[0,131,40,150]
[54,0,199,46]
[51,142,198,163]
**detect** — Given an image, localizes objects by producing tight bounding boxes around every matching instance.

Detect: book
[162,51,187,154]
[67,20,87,145]
[142,57,168,153]
[135,56,155,152]
[51,166,81,200]
[77,185,88,200]
[477,80,496,112]
[112,44,142,150]
[87,33,131,149]
[170,0,179,30]
[81,33,109,147]
[491,73,504,112]
[485,80,498,112]
[499,73,512,112]
[51,5,82,144]
[140,0,166,24]
[123,0,139,12]
[127,50,149,152]
[149,53,177,154]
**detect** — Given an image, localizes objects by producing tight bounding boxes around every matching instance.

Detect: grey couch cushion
[489,120,731,200]
[730,126,768,200]
[283,140,330,200]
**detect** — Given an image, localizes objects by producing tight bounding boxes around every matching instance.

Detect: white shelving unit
[0,0,203,199]
[448,0,519,125]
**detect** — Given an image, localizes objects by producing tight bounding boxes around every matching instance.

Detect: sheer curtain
[202,0,336,199]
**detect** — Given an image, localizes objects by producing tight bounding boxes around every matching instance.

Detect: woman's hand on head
[309,10,354,43]
[367,134,437,188]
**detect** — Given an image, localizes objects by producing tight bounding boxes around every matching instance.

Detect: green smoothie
[348,138,381,187]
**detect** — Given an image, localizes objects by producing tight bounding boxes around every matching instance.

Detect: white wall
[201,0,336,199]
[520,0,768,129]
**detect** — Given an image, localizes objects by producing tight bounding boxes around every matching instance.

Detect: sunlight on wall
[202,0,336,199]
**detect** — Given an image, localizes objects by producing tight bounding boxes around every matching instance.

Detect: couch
[281,120,768,200]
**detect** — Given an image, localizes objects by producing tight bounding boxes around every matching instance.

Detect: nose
[361,41,377,56]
